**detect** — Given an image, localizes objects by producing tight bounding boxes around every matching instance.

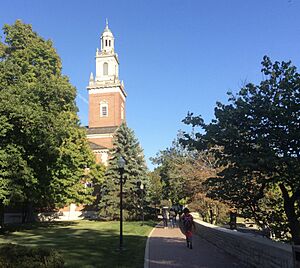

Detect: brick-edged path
[145,222,245,268]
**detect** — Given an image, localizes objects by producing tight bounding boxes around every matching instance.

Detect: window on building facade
[102,106,107,116]
[103,62,108,75]
[105,40,108,46]
[100,101,108,117]
[109,40,111,47]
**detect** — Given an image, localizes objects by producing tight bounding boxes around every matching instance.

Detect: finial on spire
[89,72,94,81]
[105,18,109,29]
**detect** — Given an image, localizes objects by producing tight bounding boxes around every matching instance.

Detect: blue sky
[1,0,300,170]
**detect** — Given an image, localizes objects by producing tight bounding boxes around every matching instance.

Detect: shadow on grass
[1,221,79,234]
[0,221,154,268]
[87,219,157,228]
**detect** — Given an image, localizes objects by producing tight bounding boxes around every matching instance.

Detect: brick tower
[87,20,127,164]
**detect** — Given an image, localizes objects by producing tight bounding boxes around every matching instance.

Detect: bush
[0,243,64,267]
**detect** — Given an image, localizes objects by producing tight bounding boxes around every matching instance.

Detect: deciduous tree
[147,170,163,215]
[181,56,300,243]
[0,20,98,223]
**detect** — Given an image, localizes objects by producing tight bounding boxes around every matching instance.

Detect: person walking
[169,208,176,228]
[181,207,195,249]
[174,207,178,224]
[162,207,169,228]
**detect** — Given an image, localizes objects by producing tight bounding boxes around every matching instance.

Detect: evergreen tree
[99,123,148,220]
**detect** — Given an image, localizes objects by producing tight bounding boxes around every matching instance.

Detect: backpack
[183,215,193,231]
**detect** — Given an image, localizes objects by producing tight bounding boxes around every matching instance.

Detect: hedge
[0,243,64,267]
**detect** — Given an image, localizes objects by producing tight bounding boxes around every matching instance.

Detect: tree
[181,56,300,243]
[0,20,98,223]
[150,141,189,205]
[98,123,148,220]
[152,137,229,223]
[147,170,163,216]
[84,163,106,207]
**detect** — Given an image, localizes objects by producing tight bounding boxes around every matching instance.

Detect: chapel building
[86,21,127,164]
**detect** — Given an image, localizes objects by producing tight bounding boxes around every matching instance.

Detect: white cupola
[93,20,120,83]
[101,19,114,54]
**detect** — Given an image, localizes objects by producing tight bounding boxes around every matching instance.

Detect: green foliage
[150,139,189,204]
[147,171,163,210]
[0,20,96,218]
[0,144,35,206]
[181,56,300,243]
[2,20,61,84]
[188,193,229,225]
[85,163,106,206]
[152,136,229,223]
[99,123,148,220]
[0,243,64,268]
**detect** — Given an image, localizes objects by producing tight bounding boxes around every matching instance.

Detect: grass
[0,220,156,268]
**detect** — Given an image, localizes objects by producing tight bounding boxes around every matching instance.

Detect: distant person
[162,208,168,228]
[169,208,176,228]
[174,207,178,224]
[181,208,195,249]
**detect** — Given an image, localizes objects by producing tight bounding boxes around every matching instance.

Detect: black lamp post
[229,209,237,230]
[137,182,145,226]
[209,204,213,224]
[141,183,145,226]
[118,156,125,251]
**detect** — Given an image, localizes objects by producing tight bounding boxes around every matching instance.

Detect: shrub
[0,243,64,267]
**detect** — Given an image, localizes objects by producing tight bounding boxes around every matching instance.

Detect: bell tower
[87,20,127,164]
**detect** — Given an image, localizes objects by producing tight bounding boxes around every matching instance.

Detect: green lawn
[0,220,156,268]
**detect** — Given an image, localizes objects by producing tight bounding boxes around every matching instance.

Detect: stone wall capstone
[194,219,293,268]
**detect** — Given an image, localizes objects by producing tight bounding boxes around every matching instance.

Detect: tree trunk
[22,202,35,223]
[279,184,300,244]
[26,202,35,222]
[22,203,26,224]
[0,202,5,231]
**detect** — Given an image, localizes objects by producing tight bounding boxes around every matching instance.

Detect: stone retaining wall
[194,219,293,268]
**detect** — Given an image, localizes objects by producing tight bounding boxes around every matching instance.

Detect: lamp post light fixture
[118,156,126,251]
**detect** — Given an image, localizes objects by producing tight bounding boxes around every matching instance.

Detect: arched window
[109,40,111,47]
[100,100,108,117]
[103,62,108,75]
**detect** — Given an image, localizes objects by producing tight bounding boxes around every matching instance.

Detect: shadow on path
[147,223,246,268]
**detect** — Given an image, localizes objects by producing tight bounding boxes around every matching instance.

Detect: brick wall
[194,219,293,268]
[89,92,123,128]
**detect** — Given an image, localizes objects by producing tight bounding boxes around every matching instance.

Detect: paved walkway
[145,222,245,268]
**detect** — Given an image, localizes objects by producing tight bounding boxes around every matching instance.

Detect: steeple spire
[101,19,114,53]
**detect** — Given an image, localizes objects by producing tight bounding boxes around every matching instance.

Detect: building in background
[86,20,127,164]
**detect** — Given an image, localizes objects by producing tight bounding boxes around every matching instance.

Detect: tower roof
[102,19,113,37]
